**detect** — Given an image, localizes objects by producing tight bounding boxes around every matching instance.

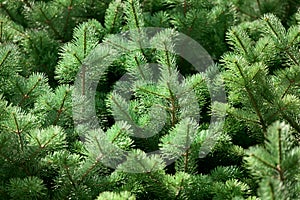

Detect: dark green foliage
[1,0,300,199]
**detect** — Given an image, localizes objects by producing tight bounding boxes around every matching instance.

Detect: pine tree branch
[0,4,17,22]
[134,55,146,80]
[229,110,260,124]
[27,36,41,58]
[186,16,197,37]
[18,77,42,106]
[183,125,191,173]
[0,21,3,43]
[129,0,146,58]
[83,26,87,56]
[62,0,73,38]
[110,95,135,125]
[167,82,178,127]
[280,112,300,133]
[73,52,83,64]
[72,52,86,95]
[136,156,148,172]
[109,3,120,33]
[80,156,102,182]
[267,181,276,200]
[38,8,63,40]
[250,153,277,171]
[277,127,284,183]
[64,164,77,190]
[264,18,280,39]
[265,17,299,65]
[12,113,23,152]
[256,0,262,14]
[81,64,86,95]
[265,109,281,123]
[234,61,267,133]
[262,92,300,133]
[0,150,30,176]
[29,131,61,161]
[285,50,299,66]
[163,43,172,75]
[137,87,168,99]
[183,150,189,173]
[235,7,258,19]
[281,78,293,99]
[0,49,11,68]
[231,30,248,55]
[53,90,69,125]
[111,128,124,144]
[174,177,184,200]
[288,32,300,47]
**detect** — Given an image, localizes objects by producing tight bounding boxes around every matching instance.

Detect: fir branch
[256,0,262,14]
[166,82,178,127]
[62,0,74,38]
[130,0,141,33]
[0,4,17,22]
[287,32,300,48]
[281,78,293,99]
[134,55,146,80]
[73,52,83,64]
[174,177,184,200]
[228,111,260,124]
[249,153,277,171]
[12,112,23,151]
[80,156,102,182]
[110,4,120,33]
[38,7,63,40]
[83,25,87,56]
[128,0,146,58]
[18,77,42,106]
[104,38,130,52]
[0,49,11,68]
[285,50,299,66]
[27,36,41,58]
[235,7,258,19]
[231,30,248,55]
[64,164,77,190]
[137,86,168,99]
[267,181,276,200]
[183,150,189,173]
[53,90,69,125]
[81,64,86,95]
[280,112,300,133]
[136,156,148,172]
[29,130,61,161]
[277,127,283,182]
[187,16,196,37]
[264,17,280,39]
[164,43,172,75]
[234,61,267,133]
[183,125,191,173]
[262,93,300,133]
[111,128,125,144]
[110,95,135,125]
[0,21,3,43]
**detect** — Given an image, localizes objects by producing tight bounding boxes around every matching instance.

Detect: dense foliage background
[1,0,300,199]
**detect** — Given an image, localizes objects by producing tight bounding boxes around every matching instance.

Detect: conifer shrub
[0,0,300,199]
